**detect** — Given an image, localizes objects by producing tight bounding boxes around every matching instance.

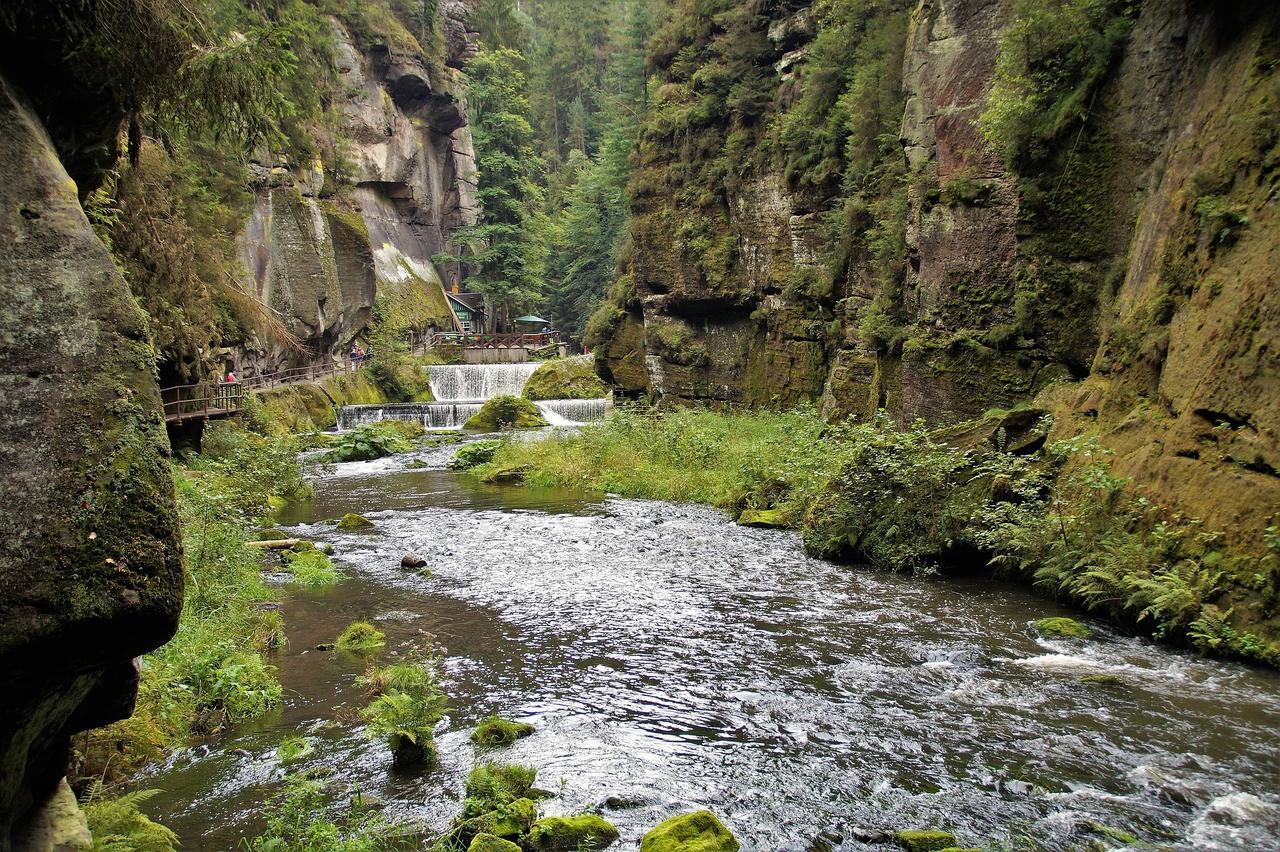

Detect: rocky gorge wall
[234,11,480,375]
[0,77,182,850]
[594,0,1280,552]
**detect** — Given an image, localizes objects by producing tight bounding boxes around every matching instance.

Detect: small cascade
[336,361,611,431]
[536,398,610,425]
[428,363,540,402]
[337,402,484,430]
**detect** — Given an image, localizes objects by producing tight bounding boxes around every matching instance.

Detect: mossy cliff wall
[595,0,1280,552]
[234,14,478,375]
[0,77,182,849]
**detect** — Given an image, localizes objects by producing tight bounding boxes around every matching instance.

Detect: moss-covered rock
[337,513,376,531]
[527,815,620,851]
[1080,674,1125,685]
[0,76,183,841]
[524,356,610,401]
[471,715,536,746]
[335,621,385,652]
[469,834,522,852]
[640,810,739,852]
[896,830,957,852]
[736,509,787,528]
[481,465,531,485]
[458,799,538,845]
[1035,617,1093,639]
[465,396,549,431]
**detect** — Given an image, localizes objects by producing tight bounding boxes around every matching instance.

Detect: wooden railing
[428,332,561,349]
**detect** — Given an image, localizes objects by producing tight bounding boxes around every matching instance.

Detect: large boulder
[527,815,619,851]
[0,76,182,845]
[523,357,610,401]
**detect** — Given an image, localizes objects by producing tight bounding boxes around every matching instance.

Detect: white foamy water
[428,362,540,402]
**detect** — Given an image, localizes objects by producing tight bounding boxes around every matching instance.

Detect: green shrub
[325,421,423,462]
[450,440,506,470]
[360,655,447,766]
[83,785,179,852]
[336,621,385,652]
[980,0,1138,166]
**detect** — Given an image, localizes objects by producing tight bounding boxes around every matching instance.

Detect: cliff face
[597,0,1280,551]
[0,77,182,849]
[235,13,479,373]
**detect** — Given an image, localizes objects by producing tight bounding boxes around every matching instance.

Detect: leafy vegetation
[325,421,425,463]
[360,655,448,766]
[450,440,507,470]
[980,0,1139,167]
[82,785,180,852]
[245,775,417,851]
[284,549,346,588]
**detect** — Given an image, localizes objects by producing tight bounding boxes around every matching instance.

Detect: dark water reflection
[140,446,1280,850]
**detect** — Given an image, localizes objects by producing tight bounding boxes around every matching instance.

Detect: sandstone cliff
[594,0,1280,553]
[235,13,479,374]
[0,77,182,849]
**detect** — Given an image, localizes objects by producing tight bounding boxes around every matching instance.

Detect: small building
[446,291,486,334]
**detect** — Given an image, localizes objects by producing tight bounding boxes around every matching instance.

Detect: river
[138,437,1280,850]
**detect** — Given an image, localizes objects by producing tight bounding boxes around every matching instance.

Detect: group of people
[348,344,373,364]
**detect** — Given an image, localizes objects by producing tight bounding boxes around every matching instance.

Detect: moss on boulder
[457,799,538,846]
[471,715,535,746]
[527,815,620,851]
[640,810,739,852]
[896,830,957,852]
[524,356,610,401]
[1035,617,1093,639]
[465,396,548,431]
[469,834,522,852]
[335,621,385,652]
[337,513,375,531]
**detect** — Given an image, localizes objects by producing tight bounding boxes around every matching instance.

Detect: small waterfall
[336,362,611,431]
[536,398,610,425]
[428,363,540,402]
[337,402,484,430]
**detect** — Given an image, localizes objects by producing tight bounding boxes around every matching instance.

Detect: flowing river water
[138,437,1280,850]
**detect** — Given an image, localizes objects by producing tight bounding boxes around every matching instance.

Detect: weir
[336,362,611,429]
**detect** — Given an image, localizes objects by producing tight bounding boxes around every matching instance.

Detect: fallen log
[246,538,301,549]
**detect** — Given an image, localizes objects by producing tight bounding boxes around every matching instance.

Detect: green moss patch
[335,621,385,652]
[471,715,536,746]
[524,357,610,401]
[1035,617,1093,639]
[527,815,620,851]
[337,512,376,531]
[896,830,958,852]
[465,396,549,431]
[641,810,739,852]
